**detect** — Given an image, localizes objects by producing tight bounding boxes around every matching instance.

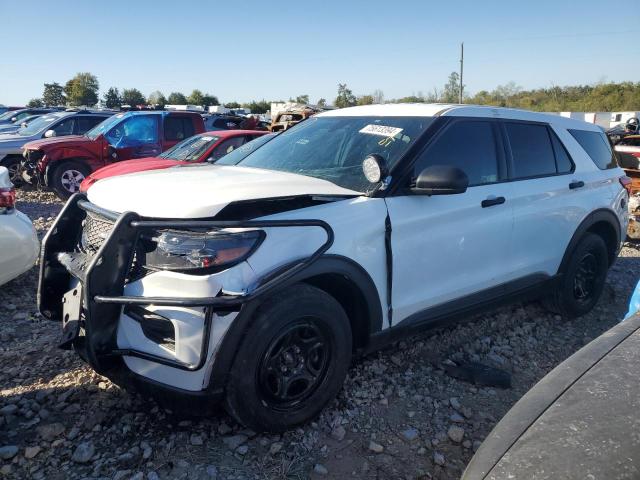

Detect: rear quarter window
[569,129,617,170]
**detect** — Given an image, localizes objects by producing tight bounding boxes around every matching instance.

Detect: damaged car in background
[38,104,628,431]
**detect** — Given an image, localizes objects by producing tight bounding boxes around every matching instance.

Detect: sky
[1,0,639,106]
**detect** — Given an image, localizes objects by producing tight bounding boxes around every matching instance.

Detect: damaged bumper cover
[38,194,333,393]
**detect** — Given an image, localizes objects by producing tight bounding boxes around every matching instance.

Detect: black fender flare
[558,208,621,274]
[206,254,383,393]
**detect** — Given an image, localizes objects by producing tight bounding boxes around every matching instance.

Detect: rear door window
[505,123,557,178]
[164,116,196,141]
[413,120,501,186]
[52,118,75,136]
[76,115,108,134]
[569,129,617,169]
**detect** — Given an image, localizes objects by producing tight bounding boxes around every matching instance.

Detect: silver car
[0,110,114,184]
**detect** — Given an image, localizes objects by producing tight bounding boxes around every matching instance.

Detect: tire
[0,156,24,186]
[51,161,91,200]
[544,233,609,318]
[225,283,352,431]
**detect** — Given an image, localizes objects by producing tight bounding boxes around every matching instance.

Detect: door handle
[481,196,506,208]
[569,180,585,190]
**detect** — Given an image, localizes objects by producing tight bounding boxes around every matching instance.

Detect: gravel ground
[1,189,639,480]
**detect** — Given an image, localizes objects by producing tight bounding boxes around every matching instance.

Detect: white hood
[87,165,360,218]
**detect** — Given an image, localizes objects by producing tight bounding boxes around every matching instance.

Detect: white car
[39,104,628,431]
[0,166,39,285]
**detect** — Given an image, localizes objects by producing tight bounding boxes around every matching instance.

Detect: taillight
[0,187,16,211]
[620,176,633,196]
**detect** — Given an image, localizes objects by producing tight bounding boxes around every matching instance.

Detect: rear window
[569,129,617,170]
[164,116,196,141]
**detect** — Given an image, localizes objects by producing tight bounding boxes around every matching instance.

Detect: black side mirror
[412,165,468,195]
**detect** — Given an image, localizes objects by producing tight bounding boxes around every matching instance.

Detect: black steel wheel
[225,284,352,431]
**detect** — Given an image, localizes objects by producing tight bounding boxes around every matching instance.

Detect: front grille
[80,212,114,255]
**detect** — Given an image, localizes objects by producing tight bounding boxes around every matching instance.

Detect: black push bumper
[38,193,334,378]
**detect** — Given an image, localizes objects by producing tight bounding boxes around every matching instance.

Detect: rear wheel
[51,161,91,200]
[225,284,352,431]
[544,233,609,318]
[0,156,23,186]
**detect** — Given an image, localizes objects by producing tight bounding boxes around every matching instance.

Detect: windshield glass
[85,113,125,140]
[18,114,63,136]
[233,116,432,192]
[0,111,20,122]
[217,134,277,165]
[159,134,220,161]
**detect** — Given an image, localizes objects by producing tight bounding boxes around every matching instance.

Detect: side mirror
[10,117,17,123]
[362,154,389,184]
[44,129,56,138]
[412,165,468,195]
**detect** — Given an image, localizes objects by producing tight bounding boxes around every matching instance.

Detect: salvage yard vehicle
[269,105,321,132]
[38,104,628,431]
[0,107,57,125]
[0,114,43,135]
[79,130,270,192]
[0,166,38,286]
[462,312,640,480]
[0,109,114,185]
[22,110,205,199]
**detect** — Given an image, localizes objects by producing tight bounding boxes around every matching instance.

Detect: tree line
[25,71,640,113]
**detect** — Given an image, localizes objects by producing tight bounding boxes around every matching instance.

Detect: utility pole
[459,42,464,104]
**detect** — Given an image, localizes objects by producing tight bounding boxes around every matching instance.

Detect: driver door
[385,118,515,325]
[105,115,161,162]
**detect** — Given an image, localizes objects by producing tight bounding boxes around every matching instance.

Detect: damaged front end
[38,194,333,393]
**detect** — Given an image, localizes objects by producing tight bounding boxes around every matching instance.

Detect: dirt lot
[1,189,639,480]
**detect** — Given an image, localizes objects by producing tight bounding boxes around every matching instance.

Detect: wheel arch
[559,208,621,273]
[207,255,384,393]
[46,157,93,184]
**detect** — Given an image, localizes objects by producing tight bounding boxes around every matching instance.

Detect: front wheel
[225,284,352,431]
[544,233,609,318]
[51,161,91,200]
[0,156,24,186]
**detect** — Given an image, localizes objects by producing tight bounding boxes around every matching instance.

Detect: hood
[24,135,88,151]
[87,165,360,218]
[87,157,181,181]
[0,133,31,152]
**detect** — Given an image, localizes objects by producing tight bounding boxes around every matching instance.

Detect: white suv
[39,104,629,431]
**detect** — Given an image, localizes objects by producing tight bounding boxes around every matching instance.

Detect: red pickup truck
[21,110,205,198]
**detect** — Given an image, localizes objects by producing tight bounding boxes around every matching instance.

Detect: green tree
[121,88,146,106]
[167,92,187,104]
[147,90,166,107]
[372,89,385,104]
[201,93,219,107]
[442,72,462,103]
[316,98,327,107]
[356,95,374,106]
[295,94,309,104]
[334,83,356,108]
[225,101,241,109]
[42,82,66,106]
[243,100,270,114]
[65,72,99,106]
[188,89,204,105]
[103,87,122,109]
[27,98,44,107]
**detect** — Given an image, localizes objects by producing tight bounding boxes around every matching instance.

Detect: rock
[206,465,218,478]
[462,440,472,449]
[236,445,249,456]
[217,422,232,435]
[331,425,346,441]
[450,412,465,423]
[71,441,95,463]
[368,441,384,453]
[313,464,329,475]
[130,473,144,480]
[473,440,483,451]
[24,446,41,459]
[449,397,461,410]
[189,434,204,446]
[147,473,160,480]
[37,422,65,441]
[222,434,247,451]
[113,471,131,480]
[0,445,18,460]
[448,425,465,443]
[433,452,446,466]
[0,404,18,416]
[269,442,283,455]
[401,427,419,442]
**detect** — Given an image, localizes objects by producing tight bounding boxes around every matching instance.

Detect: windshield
[217,134,277,165]
[85,113,125,140]
[233,116,432,192]
[18,114,63,136]
[159,134,220,161]
[0,110,20,122]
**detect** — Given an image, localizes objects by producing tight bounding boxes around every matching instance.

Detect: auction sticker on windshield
[359,124,403,137]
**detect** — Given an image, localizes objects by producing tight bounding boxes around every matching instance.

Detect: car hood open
[87,164,361,218]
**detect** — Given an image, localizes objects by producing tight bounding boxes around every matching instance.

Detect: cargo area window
[569,129,617,170]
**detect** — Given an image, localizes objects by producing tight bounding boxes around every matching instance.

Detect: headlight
[145,229,265,272]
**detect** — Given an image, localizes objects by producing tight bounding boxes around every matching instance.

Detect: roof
[201,129,267,138]
[318,103,602,131]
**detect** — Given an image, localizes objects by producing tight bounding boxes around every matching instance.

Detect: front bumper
[20,150,45,186]
[38,194,333,391]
